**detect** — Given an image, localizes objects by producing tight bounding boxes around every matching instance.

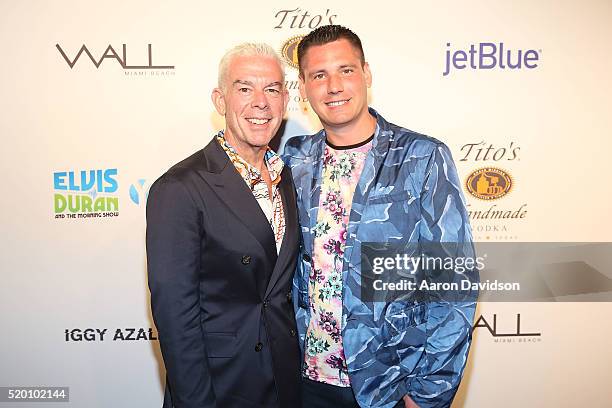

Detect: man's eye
[266,88,280,94]
[342,68,353,74]
[238,88,250,93]
[313,73,325,80]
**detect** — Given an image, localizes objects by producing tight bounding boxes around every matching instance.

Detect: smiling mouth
[325,99,350,107]
[246,118,271,125]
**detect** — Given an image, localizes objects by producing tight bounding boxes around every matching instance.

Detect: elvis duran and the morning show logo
[458,141,526,240]
[53,169,119,219]
[55,43,175,76]
[443,42,542,76]
[53,170,155,218]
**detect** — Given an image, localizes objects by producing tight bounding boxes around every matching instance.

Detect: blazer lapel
[197,140,278,265]
[306,136,325,257]
[264,166,298,297]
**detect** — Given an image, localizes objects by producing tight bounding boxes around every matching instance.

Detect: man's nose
[251,89,269,109]
[327,74,343,94]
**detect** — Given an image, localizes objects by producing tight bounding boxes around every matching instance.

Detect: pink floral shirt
[303,138,372,386]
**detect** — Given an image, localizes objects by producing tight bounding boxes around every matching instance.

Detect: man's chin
[314,108,351,124]
[247,126,279,140]
[321,116,353,129]
[247,135,275,148]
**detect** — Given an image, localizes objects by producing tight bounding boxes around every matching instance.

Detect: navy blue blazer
[147,138,301,408]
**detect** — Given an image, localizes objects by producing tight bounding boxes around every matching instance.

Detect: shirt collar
[215,130,284,189]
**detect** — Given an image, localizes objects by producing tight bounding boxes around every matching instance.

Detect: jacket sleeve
[406,143,478,408]
[146,174,217,408]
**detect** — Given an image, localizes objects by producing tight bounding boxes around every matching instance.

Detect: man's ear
[283,89,289,113]
[211,88,226,116]
[363,62,372,88]
[298,75,307,100]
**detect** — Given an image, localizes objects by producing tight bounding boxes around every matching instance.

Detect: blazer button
[289,329,296,337]
[241,255,251,265]
[263,299,269,309]
[303,253,311,263]
[255,342,263,352]
[286,291,292,302]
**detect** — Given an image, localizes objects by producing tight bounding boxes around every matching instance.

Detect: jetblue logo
[443,42,541,76]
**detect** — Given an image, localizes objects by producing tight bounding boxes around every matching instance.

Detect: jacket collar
[308,107,394,165]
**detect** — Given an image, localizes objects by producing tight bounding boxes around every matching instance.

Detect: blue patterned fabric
[282,108,477,408]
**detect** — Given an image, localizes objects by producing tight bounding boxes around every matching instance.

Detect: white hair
[217,42,285,90]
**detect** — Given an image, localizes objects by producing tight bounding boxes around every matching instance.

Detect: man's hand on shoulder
[403,394,420,408]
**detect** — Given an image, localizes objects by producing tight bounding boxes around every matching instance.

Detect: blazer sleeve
[146,174,217,408]
[406,143,478,408]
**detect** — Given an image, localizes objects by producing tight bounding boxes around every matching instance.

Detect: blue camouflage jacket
[282,108,477,408]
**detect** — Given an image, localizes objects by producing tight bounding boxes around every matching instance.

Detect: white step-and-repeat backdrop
[1,0,611,407]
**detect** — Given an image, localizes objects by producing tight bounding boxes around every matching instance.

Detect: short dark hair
[297,25,365,76]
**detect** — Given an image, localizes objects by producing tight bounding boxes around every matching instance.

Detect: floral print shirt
[303,137,373,386]
[216,131,285,252]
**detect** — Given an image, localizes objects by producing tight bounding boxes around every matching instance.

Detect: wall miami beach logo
[56,43,175,77]
[53,169,119,219]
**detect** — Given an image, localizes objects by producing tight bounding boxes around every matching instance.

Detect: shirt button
[255,342,263,352]
[241,255,251,265]
[303,253,311,263]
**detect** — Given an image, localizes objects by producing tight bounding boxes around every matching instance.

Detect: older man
[283,25,477,408]
[147,43,301,408]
